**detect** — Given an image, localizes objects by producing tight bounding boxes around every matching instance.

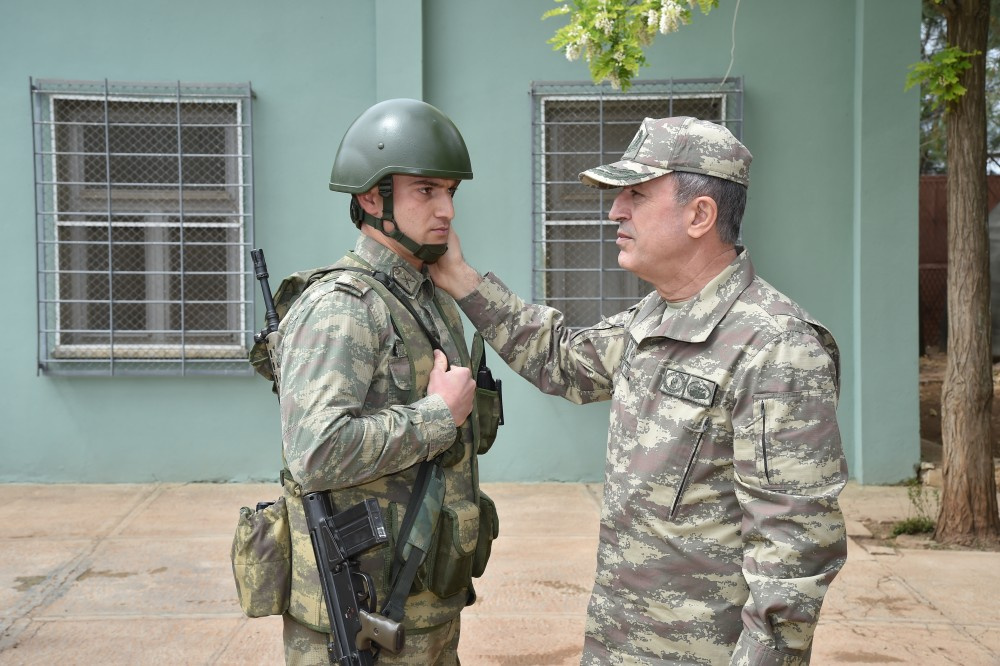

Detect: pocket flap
[445,499,481,557]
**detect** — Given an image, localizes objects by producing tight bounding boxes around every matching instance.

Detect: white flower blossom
[659,1,683,34]
[613,49,626,63]
[566,43,581,61]
[594,12,614,36]
[647,9,658,27]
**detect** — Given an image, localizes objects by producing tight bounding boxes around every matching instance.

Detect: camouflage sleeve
[457,272,625,404]
[278,280,456,494]
[730,325,848,665]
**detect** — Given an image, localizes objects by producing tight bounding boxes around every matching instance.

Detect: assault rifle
[303,494,405,665]
[251,248,404,665]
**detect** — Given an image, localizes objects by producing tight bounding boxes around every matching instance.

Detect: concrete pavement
[0,481,998,665]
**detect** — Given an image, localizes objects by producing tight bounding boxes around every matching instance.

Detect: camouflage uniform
[456,249,847,665]
[276,234,488,665]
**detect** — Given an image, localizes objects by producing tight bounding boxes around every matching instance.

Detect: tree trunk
[937,0,1000,546]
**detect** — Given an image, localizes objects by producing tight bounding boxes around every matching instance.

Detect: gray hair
[671,172,747,245]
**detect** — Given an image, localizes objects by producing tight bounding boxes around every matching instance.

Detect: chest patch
[659,369,717,407]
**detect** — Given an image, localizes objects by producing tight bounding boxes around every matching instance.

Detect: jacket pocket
[625,362,715,522]
[388,338,412,393]
[752,389,844,490]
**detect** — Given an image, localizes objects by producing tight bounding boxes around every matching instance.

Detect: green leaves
[543,0,718,91]
[906,45,980,110]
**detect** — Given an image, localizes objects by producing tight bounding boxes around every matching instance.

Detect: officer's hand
[427,349,475,426]
[429,228,482,299]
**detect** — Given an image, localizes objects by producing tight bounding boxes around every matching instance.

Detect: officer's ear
[686,196,718,240]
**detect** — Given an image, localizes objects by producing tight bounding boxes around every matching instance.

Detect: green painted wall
[850,0,922,483]
[0,0,919,484]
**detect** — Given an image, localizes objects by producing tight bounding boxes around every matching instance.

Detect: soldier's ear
[686,196,718,240]
[356,185,382,217]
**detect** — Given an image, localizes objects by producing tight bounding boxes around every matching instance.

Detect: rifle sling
[382,459,439,622]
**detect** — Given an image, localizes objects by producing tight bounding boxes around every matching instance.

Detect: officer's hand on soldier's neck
[429,228,482,298]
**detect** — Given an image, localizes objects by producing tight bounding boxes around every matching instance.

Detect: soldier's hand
[427,349,475,426]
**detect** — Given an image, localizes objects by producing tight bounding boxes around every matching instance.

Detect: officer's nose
[609,190,629,223]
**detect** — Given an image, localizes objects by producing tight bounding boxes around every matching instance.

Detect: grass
[891,516,936,537]
[889,478,938,538]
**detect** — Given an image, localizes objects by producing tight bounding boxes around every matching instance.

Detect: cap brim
[578,160,673,189]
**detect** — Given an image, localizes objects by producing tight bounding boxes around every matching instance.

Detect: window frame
[31,78,256,376]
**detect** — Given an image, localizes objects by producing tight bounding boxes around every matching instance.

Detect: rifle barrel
[251,248,280,336]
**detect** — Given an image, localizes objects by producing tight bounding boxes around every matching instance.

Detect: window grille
[31,79,255,376]
[530,79,743,328]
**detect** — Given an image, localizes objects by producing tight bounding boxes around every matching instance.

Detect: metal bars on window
[31,78,255,376]
[530,78,743,328]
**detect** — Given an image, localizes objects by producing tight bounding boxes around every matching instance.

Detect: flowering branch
[543,0,718,90]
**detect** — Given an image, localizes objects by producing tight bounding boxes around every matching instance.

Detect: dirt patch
[918,349,1000,465]
[858,517,1000,551]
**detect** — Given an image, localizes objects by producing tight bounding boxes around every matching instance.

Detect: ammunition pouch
[387,491,498,601]
[423,498,479,599]
[471,333,503,455]
[472,492,499,578]
[474,383,502,455]
[231,492,292,617]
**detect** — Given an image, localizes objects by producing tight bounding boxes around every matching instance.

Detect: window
[31,79,255,375]
[531,79,743,328]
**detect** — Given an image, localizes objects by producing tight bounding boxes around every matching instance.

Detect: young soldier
[431,117,847,665]
[277,99,499,665]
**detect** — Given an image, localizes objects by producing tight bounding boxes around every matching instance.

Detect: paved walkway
[0,482,998,665]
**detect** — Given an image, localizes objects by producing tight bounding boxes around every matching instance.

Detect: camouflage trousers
[282,613,461,665]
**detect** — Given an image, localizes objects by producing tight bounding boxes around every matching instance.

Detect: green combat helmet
[329,98,473,264]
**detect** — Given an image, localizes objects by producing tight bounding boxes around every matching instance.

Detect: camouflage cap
[579,116,752,189]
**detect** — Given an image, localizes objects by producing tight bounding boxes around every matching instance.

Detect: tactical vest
[251,252,501,633]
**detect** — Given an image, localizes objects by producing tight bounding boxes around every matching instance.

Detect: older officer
[431,116,847,665]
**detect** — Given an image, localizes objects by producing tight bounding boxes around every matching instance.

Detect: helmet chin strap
[350,177,449,264]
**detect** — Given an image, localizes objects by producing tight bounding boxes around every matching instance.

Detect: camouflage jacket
[457,249,847,665]
[276,235,485,634]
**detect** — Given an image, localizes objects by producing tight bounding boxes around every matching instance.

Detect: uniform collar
[638,247,755,344]
[352,235,433,300]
